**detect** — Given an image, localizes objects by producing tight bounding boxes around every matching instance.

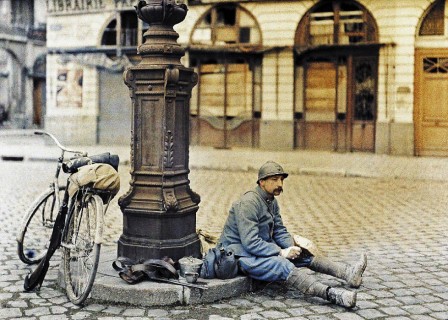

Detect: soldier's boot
[309,253,367,288]
[327,287,357,308]
[286,268,356,308]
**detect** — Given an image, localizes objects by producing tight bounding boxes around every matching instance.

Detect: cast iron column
[118,0,201,261]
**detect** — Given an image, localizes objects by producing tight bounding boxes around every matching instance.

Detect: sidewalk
[1,129,448,181]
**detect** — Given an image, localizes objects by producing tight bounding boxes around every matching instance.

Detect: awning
[186,44,291,54]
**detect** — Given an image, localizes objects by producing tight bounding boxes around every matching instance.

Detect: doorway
[294,0,379,152]
[295,50,378,152]
[32,78,45,127]
[98,69,132,145]
[414,49,448,156]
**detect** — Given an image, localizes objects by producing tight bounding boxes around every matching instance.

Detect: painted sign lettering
[46,0,142,13]
[47,0,106,13]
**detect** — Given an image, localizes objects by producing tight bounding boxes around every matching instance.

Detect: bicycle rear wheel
[63,193,103,305]
[17,186,66,264]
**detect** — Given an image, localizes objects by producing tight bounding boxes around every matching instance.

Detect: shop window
[191,4,261,46]
[101,11,147,47]
[296,0,377,47]
[419,0,445,36]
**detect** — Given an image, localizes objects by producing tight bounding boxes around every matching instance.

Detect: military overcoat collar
[255,185,274,203]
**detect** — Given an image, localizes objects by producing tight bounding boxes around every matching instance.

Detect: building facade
[0,0,47,128]
[44,0,448,156]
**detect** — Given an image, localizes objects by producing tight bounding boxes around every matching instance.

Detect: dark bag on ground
[200,247,239,280]
[113,256,208,290]
[112,256,178,284]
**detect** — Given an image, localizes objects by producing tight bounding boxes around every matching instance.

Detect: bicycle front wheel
[63,193,103,305]
[17,186,66,264]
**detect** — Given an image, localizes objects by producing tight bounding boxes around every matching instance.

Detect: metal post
[118,0,201,261]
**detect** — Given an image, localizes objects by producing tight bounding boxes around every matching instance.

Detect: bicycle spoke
[63,193,102,305]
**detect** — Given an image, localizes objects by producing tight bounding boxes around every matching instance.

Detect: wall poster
[56,67,83,108]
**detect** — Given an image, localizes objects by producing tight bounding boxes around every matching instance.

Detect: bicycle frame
[34,130,87,216]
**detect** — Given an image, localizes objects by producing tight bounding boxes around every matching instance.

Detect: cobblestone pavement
[1,160,447,319]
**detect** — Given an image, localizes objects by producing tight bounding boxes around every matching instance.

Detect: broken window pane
[297,0,377,47]
[191,4,261,46]
[216,7,236,26]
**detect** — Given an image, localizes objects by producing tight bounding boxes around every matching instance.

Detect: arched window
[191,4,261,46]
[101,11,149,47]
[295,0,378,47]
[102,19,117,46]
[419,0,445,36]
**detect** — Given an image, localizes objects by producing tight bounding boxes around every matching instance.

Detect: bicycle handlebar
[34,130,88,156]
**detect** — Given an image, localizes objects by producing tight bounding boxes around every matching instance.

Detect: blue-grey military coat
[218,186,294,258]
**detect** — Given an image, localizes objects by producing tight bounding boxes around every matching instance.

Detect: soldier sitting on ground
[217,161,367,308]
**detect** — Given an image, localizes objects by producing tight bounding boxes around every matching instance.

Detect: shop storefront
[45,0,448,156]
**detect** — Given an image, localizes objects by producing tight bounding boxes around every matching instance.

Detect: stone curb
[4,129,448,182]
[1,148,375,180]
[0,151,399,181]
[298,167,346,177]
[58,246,253,307]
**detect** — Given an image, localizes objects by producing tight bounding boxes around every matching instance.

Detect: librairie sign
[46,0,140,13]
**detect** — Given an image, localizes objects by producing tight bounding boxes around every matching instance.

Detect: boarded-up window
[199,63,252,118]
[199,64,225,117]
[296,0,377,47]
[305,62,336,121]
[227,64,253,117]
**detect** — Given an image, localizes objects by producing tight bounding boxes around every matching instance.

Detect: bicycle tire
[63,193,103,305]
[17,186,66,265]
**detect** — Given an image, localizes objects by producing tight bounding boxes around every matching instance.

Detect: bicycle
[18,130,120,305]
[17,132,82,265]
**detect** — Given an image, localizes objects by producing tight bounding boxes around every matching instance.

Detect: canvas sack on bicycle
[24,154,120,292]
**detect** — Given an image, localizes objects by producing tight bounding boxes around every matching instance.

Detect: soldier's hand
[280,246,302,260]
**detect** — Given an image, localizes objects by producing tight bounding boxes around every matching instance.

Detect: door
[415,49,448,156]
[33,79,46,127]
[349,57,377,152]
[295,53,377,152]
[98,70,132,145]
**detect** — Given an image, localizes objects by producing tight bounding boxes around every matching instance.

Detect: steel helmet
[257,161,288,183]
